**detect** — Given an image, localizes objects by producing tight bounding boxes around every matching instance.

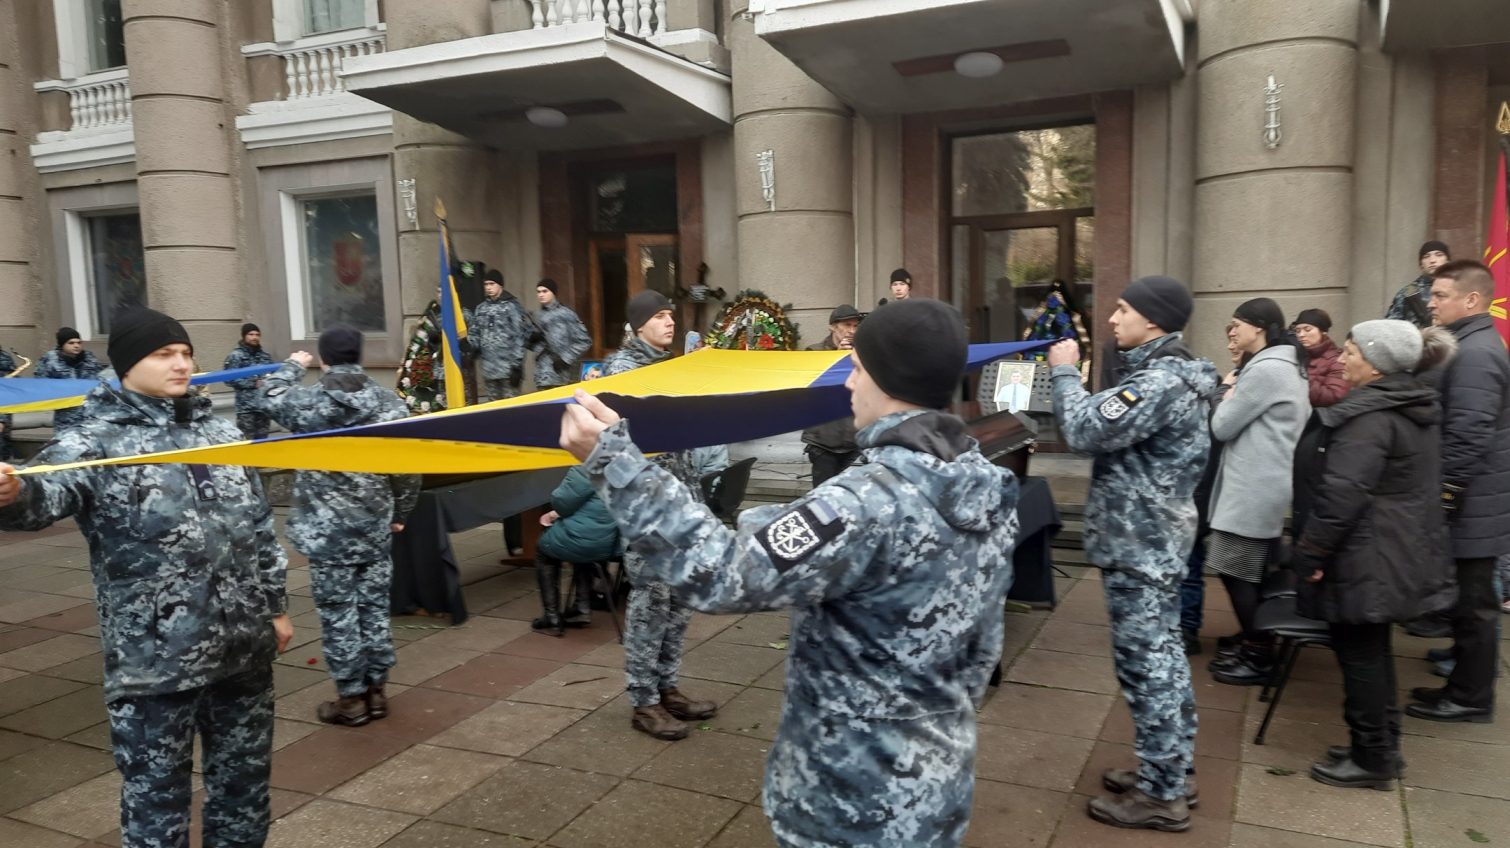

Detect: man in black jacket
[801,305,862,485]
[1409,259,1510,723]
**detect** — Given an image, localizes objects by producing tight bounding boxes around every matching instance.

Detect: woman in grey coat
[1205,298,1311,685]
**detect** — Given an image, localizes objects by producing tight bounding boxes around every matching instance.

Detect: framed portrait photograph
[580,360,604,382]
[993,361,1038,414]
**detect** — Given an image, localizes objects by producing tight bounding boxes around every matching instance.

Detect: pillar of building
[1189,0,1361,362]
[0,0,40,357]
[384,0,504,321]
[727,0,853,342]
[119,0,246,357]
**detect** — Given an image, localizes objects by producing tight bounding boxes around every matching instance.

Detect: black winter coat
[1292,373,1453,624]
[1432,313,1510,559]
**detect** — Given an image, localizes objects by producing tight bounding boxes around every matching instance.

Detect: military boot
[1101,769,1199,808]
[562,563,595,628]
[660,688,718,721]
[531,557,564,637]
[366,685,388,720]
[1325,745,1405,776]
[316,695,371,727]
[1087,788,1190,832]
[631,704,689,740]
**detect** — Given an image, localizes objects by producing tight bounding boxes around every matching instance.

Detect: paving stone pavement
[1,515,1509,847]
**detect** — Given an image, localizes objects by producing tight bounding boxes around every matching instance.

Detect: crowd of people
[0,243,1503,846]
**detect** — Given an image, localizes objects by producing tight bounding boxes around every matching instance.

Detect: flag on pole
[435,198,470,408]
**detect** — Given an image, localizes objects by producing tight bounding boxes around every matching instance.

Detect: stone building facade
[0,0,1507,377]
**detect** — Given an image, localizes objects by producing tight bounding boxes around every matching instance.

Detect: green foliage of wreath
[705,290,801,351]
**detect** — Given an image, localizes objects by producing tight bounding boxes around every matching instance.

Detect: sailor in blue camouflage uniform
[563,299,1019,847]
[0,307,293,848]
[1048,276,1218,832]
[602,290,727,739]
[260,324,420,727]
[222,322,276,439]
[37,326,106,430]
[529,278,592,389]
[472,269,532,400]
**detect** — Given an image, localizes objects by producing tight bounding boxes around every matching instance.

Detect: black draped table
[1008,476,1062,607]
[392,465,1058,628]
[391,468,568,625]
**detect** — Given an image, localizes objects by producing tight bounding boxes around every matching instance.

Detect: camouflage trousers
[235,410,269,441]
[765,696,975,847]
[311,558,396,698]
[483,378,520,402]
[1103,569,1198,801]
[106,664,274,848]
[623,553,694,707]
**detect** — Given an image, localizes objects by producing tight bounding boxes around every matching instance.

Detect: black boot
[562,563,594,628]
[1211,643,1273,686]
[531,557,564,637]
[1310,755,1395,790]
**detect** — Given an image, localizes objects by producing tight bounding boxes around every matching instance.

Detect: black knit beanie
[56,327,80,348]
[890,268,912,285]
[1292,308,1331,333]
[1420,240,1450,260]
[483,269,504,286]
[538,278,559,295]
[108,308,193,378]
[1120,276,1193,333]
[626,290,673,332]
[318,324,363,366]
[852,299,967,410]
[240,322,260,338]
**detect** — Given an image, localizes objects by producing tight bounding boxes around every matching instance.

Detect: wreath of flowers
[705,290,800,351]
[396,301,446,412]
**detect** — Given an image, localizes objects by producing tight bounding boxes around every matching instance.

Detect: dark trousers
[1446,556,1500,710]
[107,665,274,848]
[1328,621,1399,773]
[809,449,859,487]
[1179,538,1206,634]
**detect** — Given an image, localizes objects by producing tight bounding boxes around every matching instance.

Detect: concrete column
[385,0,504,319]
[728,0,852,342]
[121,0,244,356]
[1188,0,1360,362]
[0,0,41,356]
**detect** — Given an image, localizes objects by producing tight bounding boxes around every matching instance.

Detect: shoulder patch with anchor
[757,499,844,572]
[1098,387,1143,421]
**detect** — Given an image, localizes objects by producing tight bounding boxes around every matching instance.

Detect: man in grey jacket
[1049,276,1218,831]
[1408,259,1510,723]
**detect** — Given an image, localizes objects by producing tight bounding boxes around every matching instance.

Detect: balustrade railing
[62,70,131,130]
[279,31,385,99]
[529,0,667,37]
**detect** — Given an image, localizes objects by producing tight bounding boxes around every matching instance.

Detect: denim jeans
[1179,537,1207,635]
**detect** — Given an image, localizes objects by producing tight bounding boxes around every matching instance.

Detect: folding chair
[1251,594,1331,745]
[562,560,625,643]
[702,457,757,524]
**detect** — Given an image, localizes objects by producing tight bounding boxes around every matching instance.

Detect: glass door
[587,233,679,357]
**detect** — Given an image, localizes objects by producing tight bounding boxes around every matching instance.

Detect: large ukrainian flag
[10,341,1049,477]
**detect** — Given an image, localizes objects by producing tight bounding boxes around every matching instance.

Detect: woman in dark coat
[532,465,618,636]
[1290,319,1456,790]
[1292,308,1350,408]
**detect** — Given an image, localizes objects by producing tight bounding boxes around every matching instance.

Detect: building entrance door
[587,233,679,357]
[953,211,1092,345]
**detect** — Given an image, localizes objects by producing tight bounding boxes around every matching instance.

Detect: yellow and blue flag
[0,363,281,416]
[436,208,469,409]
[9,341,1049,477]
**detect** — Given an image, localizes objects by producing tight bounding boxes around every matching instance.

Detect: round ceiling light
[525,106,568,128]
[954,51,1004,79]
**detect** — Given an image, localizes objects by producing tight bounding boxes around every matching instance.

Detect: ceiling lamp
[525,106,568,128]
[954,51,1004,78]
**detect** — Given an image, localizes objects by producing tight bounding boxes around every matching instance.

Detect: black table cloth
[391,467,568,625]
